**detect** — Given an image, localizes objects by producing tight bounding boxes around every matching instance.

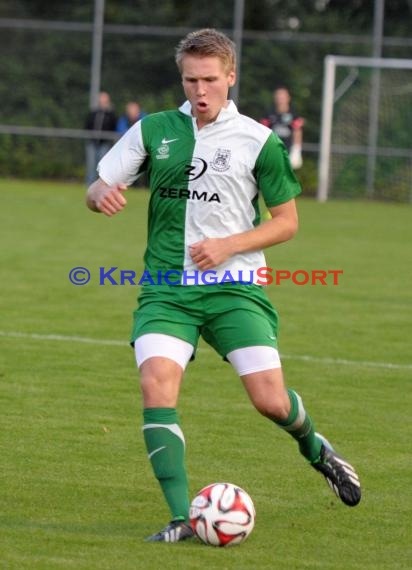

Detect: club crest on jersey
[211,148,231,172]
[156,144,170,160]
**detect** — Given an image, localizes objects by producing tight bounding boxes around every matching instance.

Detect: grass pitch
[1,179,411,569]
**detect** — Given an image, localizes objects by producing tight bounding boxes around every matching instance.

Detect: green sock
[274,389,322,463]
[142,407,189,522]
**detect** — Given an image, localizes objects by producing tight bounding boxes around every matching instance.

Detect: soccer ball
[189,482,256,546]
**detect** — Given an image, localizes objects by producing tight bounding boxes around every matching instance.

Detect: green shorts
[131,283,279,359]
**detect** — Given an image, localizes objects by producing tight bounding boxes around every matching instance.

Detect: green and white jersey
[98,101,301,284]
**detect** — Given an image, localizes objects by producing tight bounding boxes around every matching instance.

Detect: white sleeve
[97,120,147,186]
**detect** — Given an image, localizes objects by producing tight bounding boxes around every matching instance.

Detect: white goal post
[317,55,412,202]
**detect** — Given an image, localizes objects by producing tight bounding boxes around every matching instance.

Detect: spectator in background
[261,86,304,170]
[85,91,117,185]
[116,101,147,135]
[117,100,149,188]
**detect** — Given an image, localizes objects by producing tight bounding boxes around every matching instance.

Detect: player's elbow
[282,225,298,243]
[280,214,298,242]
[287,216,299,239]
[267,199,299,242]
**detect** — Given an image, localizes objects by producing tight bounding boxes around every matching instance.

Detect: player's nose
[196,81,207,95]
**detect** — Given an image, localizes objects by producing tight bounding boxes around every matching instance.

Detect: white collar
[179,100,238,124]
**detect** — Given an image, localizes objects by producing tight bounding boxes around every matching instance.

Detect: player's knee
[253,398,290,421]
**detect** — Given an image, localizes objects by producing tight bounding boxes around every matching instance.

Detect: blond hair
[175,28,236,74]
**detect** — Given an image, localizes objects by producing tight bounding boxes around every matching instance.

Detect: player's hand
[189,237,234,270]
[88,180,128,216]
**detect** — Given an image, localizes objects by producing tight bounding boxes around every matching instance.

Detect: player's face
[181,55,236,128]
[274,88,291,111]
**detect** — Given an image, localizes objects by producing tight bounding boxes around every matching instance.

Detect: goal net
[318,55,412,202]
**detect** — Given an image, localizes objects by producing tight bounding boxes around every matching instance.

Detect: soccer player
[260,86,304,170]
[86,28,361,543]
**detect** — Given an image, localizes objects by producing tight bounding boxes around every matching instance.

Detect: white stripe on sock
[282,391,306,432]
[142,423,185,445]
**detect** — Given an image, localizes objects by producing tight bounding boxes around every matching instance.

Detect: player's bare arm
[86,177,128,216]
[189,199,298,270]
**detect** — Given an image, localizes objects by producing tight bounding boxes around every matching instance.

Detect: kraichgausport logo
[68,267,343,286]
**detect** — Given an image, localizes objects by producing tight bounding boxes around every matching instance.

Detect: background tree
[0,0,410,180]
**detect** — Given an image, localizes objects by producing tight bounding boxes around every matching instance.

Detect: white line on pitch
[1,330,411,371]
[279,353,412,370]
[0,330,126,346]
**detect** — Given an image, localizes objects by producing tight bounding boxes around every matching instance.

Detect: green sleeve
[254,133,302,207]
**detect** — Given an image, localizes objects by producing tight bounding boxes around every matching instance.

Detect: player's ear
[228,70,236,87]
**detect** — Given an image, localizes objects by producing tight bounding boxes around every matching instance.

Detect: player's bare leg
[240,367,361,506]
[140,357,183,408]
[139,357,194,541]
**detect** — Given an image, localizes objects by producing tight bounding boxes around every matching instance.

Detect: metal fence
[0,1,411,188]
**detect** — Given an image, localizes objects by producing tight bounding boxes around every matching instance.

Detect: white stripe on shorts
[134,333,194,370]
[226,345,282,376]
